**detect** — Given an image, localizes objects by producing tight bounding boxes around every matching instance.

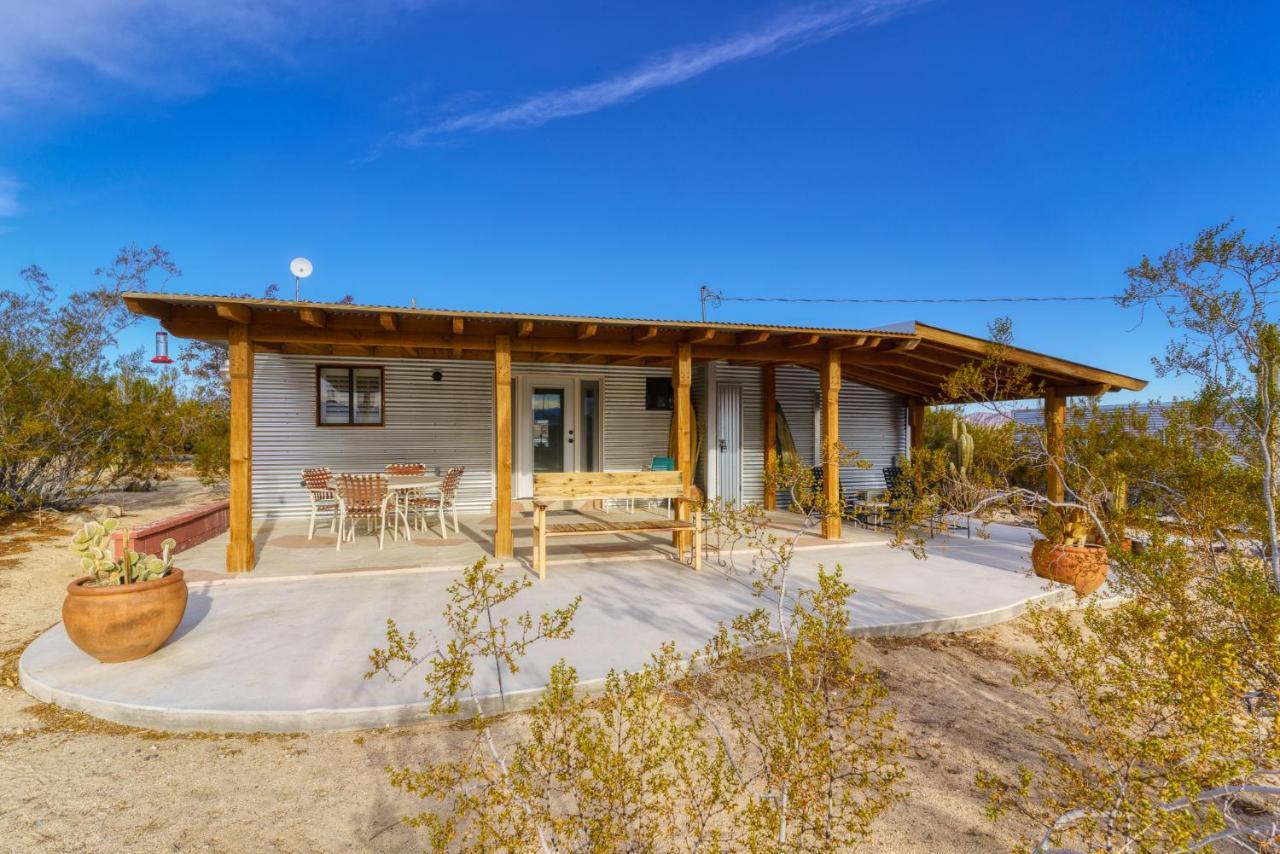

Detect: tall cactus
[949,418,974,481]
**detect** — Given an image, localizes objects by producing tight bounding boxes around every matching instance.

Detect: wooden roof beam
[332,344,372,356]
[686,328,716,344]
[842,365,935,397]
[794,361,930,397]
[378,312,399,332]
[915,323,1146,390]
[633,325,659,342]
[785,333,822,348]
[1054,382,1112,397]
[216,303,252,325]
[450,317,465,359]
[516,320,534,337]
[828,335,868,351]
[737,331,771,347]
[577,323,598,340]
[857,344,969,371]
[299,307,327,328]
[122,296,170,321]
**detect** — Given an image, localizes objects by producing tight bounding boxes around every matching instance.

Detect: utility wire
[697,286,1120,319]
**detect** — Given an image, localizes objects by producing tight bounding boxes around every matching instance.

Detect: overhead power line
[697,286,1120,319]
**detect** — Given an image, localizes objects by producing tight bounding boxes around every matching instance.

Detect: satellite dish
[290,257,313,300]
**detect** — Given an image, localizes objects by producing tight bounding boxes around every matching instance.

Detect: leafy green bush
[0,246,226,511]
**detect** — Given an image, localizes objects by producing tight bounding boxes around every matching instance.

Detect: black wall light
[432,370,444,382]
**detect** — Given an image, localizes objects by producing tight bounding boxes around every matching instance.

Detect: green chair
[647,457,676,514]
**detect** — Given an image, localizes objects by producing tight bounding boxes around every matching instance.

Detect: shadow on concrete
[167,586,214,644]
[252,517,277,558]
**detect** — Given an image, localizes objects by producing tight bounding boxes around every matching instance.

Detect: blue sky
[2,0,1278,402]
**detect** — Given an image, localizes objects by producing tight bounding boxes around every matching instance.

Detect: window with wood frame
[316,366,384,426]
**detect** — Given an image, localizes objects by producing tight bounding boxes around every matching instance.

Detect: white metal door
[716,383,742,505]
[516,377,575,497]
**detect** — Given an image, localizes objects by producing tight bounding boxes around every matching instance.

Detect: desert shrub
[368,453,903,851]
[0,246,227,509]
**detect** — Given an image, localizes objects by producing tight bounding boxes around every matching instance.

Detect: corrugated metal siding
[252,355,901,518]
[513,363,672,473]
[775,365,906,498]
[252,353,495,517]
[251,355,673,517]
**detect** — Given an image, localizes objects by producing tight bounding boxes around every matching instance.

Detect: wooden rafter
[828,335,867,351]
[123,296,169,321]
[298,307,327,328]
[123,293,1147,396]
[786,333,821,348]
[217,303,252,324]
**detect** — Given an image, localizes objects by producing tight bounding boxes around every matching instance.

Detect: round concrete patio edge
[20,584,1084,734]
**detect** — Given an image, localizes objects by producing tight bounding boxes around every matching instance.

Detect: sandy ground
[0,477,1051,852]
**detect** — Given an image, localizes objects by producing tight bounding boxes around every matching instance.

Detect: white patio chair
[334,474,395,551]
[407,466,464,536]
[386,463,428,539]
[301,467,338,540]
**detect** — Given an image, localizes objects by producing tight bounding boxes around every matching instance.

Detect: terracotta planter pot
[1031,541,1109,597]
[62,569,188,663]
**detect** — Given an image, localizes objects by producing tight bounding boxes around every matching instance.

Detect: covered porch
[172,506,882,580]
[121,293,1148,575]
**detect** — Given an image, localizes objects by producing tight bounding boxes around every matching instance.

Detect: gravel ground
[0,477,1052,852]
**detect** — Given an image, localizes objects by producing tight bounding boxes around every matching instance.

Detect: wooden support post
[907,399,926,457]
[673,343,693,549]
[226,324,255,572]
[494,335,513,558]
[1045,388,1066,504]
[820,349,842,540]
[762,364,777,511]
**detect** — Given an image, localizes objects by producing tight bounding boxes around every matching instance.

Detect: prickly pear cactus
[70,508,176,587]
[949,418,974,480]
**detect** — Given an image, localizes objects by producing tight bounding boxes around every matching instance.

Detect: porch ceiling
[122,293,1146,401]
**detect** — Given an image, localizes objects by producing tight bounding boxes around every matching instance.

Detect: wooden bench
[531,471,702,580]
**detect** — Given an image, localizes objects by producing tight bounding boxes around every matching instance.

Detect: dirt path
[0,478,1050,852]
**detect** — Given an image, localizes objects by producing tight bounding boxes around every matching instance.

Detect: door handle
[718,439,727,452]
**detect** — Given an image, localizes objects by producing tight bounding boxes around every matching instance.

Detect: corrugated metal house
[122,294,1146,572]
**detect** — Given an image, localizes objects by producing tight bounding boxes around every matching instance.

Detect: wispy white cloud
[0,173,19,218]
[0,1,429,115]
[381,0,926,150]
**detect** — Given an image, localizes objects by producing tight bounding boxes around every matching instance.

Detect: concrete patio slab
[174,508,883,579]
[20,534,1073,733]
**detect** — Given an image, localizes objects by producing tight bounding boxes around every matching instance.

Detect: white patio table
[322,472,445,543]
[383,474,446,541]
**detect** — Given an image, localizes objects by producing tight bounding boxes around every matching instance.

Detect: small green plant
[71,510,175,587]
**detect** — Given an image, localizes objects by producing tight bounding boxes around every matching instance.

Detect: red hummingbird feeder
[150,331,173,364]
